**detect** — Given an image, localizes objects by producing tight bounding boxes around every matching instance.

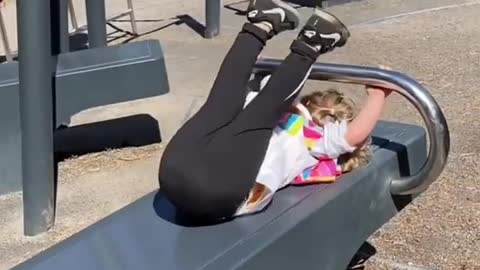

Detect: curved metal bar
[253,58,450,195]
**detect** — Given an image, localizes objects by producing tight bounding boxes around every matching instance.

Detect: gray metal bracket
[0,39,169,195]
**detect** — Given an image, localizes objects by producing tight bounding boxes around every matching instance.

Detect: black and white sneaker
[247,0,300,36]
[296,8,350,53]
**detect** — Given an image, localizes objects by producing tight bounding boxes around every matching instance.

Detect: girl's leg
[232,49,314,129]
[177,0,301,136]
[183,24,267,135]
[233,9,351,131]
[189,52,317,219]
[159,0,300,220]
[171,10,352,220]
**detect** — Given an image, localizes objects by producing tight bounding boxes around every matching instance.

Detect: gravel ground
[338,6,480,270]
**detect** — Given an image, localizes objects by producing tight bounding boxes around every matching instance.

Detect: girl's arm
[345,86,392,147]
[309,86,391,159]
[345,65,393,147]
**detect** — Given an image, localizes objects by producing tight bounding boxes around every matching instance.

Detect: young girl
[236,80,391,215]
[159,0,384,222]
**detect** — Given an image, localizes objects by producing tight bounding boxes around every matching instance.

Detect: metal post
[51,0,70,54]
[17,0,56,236]
[205,0,221,38]
[59,0,70,52]
[85,0,107,47]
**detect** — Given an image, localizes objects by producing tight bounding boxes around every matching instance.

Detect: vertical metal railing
[51,0,71,53]
[58,0,70,53]
[126,0,138,35]
[17,0,56,236]
[85,0,107,47]
[205,0,221,38]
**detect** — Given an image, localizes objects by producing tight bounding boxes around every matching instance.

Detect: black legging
[158,23,316,221]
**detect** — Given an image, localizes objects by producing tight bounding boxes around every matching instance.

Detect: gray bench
[13,121,425,270]
[12,60,449,269]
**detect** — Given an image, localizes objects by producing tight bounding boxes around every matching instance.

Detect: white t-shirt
[235,89,355,216]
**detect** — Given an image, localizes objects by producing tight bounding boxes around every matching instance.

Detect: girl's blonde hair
[298,89,370,173]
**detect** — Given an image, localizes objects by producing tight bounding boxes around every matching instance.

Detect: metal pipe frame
[68,0,79,30]
[68,0,138,36]
[58,0,70,53]
[0,5,13,62]
[253,58,450,195]
[126,0,138,35]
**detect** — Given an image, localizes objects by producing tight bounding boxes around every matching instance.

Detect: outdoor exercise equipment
[12,58,449,269]
[1,0,223,234]
[0,0,170,236]
[0,0,221,62]
[3,0,450,266]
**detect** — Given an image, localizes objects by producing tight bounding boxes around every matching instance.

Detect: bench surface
[13,121,427,270]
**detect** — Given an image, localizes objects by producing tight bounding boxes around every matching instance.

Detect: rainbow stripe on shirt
[278,113,342,185]
[278,113,324,149]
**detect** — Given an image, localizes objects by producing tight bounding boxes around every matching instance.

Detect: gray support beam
[51,0,70,54]
[0,40,169,196]
[54,40,168,125]
[0,63,22,195]
[85,0,107,47]
[205,0,221,38]
[17,0,56,236]
[59,0,70,52]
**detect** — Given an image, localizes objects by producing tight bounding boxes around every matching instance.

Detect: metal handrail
[253,58,450,195]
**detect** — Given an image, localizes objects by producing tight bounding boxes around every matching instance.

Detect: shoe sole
[253,0,300,29]
[313,8,350,45]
